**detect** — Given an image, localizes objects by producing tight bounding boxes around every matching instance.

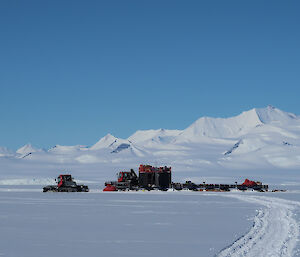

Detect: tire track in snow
[216,194,299,257]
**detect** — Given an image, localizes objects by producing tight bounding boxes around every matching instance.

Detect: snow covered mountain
[90,134,119,150]
[90,133,145,155]
[1,106,299,170]
[175,106,300,142]
[128,129,182,144]
[0,147,15,157]
[177,108,262,141]
[16,143,44,157]
[256,105,298,125]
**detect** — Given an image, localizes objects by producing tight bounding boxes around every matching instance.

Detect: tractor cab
[118,172,131,182]
[43,174,89,192]
[57,174,77,188]
[117,169,138,183]
[103,169,139,191]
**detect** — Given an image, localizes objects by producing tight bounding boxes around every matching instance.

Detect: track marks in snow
[217,195,299,257]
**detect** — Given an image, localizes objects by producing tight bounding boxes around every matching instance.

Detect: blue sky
[0,0,299,149]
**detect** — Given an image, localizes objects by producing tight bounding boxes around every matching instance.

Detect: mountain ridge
[1,106,300,170]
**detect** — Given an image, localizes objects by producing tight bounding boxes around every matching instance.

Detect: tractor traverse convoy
[103,164,268,192]
[43,164,270,193]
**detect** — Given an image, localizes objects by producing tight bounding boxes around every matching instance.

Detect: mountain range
[1,106,300,170]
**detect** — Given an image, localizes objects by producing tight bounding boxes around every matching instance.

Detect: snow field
[0,191,258,257]
[217,194,300,257]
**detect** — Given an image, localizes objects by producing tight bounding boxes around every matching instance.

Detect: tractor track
[216,194,300,257]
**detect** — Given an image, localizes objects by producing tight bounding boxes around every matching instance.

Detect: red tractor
[103,165,172,191]
[43,174,89,192]
[103,169,139,191]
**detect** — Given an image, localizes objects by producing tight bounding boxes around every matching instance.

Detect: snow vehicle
[43,174,89,192]
[103,169,139,191]
[239,178,265,191]
[103,165,172,191]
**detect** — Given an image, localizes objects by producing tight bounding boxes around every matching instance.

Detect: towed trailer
[180,180,268,192]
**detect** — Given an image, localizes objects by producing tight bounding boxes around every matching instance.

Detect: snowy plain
[2,188,300,257]
[0,190,259,257]
[1,106,300,257]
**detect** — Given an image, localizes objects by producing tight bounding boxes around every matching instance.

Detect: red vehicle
[103,165,172,191]
[43,174,89,192]
[104,169,139,191]
[242,179,258,187]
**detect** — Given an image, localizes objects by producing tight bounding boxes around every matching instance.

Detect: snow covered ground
[0,190,258,257]
[218,193,300,257]
[1,190,300,257]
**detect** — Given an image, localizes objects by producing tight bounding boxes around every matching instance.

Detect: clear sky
[0,0,299,149]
